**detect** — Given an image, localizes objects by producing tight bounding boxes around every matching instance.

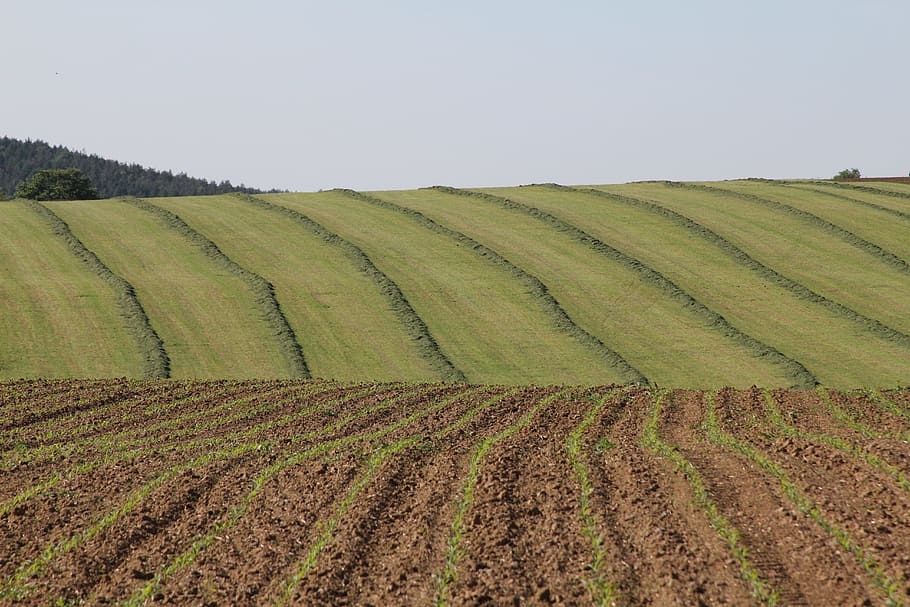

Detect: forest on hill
[0,137,278,198]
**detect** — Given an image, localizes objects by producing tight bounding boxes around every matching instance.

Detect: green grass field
[601,182,910,338]
[3,180,908,387]
[151,195,437,381]
[0,201,142,377]
[479,185,910,387]
[47,199,289,378]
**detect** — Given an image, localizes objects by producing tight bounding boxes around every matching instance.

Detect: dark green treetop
[14,168,99,200]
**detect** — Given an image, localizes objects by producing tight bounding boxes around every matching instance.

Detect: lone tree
[833,168,861,180]
[14,168,98,200]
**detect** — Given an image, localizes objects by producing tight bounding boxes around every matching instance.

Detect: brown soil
[0,380,908,606]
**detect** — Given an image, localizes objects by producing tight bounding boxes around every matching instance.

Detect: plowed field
[1,381,909,606]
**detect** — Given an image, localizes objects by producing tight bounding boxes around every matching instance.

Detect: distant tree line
[0,136,283,199]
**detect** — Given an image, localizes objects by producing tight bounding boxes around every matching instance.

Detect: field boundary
[573,186,910,352]
[21,201,169,378]
[234,193,465,382]
[124,197,309,379]
[666,182,910,277]
[337,189,647,385]
[435,186,816,389]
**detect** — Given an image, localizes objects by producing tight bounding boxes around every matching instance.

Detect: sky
[2,1,908,192]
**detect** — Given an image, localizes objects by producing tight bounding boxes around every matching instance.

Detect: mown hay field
[1,381,910,605]
[1,180,909,387]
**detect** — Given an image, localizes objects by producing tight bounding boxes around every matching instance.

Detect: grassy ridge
[4,179,909,386]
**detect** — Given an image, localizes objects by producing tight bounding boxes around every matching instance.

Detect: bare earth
[0,380,908,606]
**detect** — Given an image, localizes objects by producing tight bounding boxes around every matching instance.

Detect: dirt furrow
[277,387,535,606]
[711,388,908,605]
[585,389,756,606]
[104,385,477,605]
[435,388,593,606]
[669,390,877,606]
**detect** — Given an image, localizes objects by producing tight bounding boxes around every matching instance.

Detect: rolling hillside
[2,180,909,387]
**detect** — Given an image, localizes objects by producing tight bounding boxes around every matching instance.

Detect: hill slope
[2,179,909,387]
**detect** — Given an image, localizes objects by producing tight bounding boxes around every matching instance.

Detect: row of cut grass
[496,184,910,387]
[266,191,625,385]
[152,194,440,382]
[0,202,156,378]
[716,181,910,263]
[47,199,288,378]
[612,182,910,338]
[415,186,801,388]
[341,189,644,384]
[123,197,309,378]
[683,182,910,276]
[784,183,910,224]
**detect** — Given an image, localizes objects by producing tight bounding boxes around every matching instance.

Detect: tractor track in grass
[2,381,909,605]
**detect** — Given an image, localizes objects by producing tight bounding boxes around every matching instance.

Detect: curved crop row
[667,182,910,276]
[337,189,647,385]
[22,202,168,378]
[274,387,515,605]
[433,388,571,606]
[123,197,309,378]
[640,391,779,604]
[234,193,465,382]
[574,186,910,351]
[434,186,816,389]
[566,390,623,606]
[809,180,910,201]
[703,392,905,605]
[121,386,485,606]
[762,390,910,494]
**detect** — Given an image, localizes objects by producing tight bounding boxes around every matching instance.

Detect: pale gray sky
[2,1,908,191]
